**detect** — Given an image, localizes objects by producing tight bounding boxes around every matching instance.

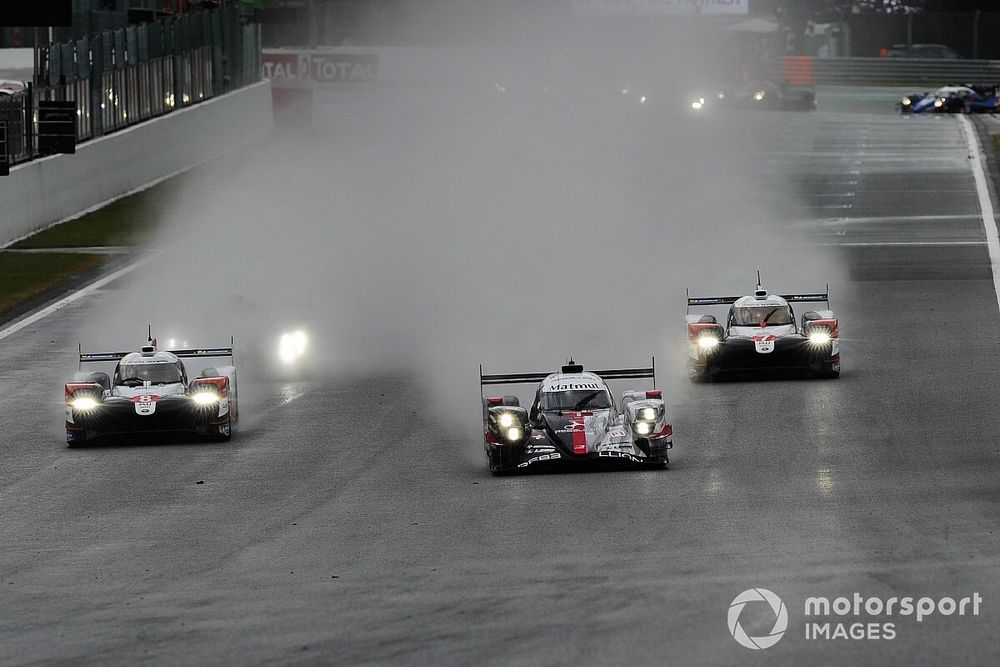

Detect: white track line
[0,256,151,342]
[959,116,1000,312]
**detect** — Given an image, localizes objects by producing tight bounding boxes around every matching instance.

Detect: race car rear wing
[686,287,830,312]
[480,358,656,398]
[78,344,234,369]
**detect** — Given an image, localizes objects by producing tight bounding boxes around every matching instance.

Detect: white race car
[686,279,840,381]
[65,332,239,445]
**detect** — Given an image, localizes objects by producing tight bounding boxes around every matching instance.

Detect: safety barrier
[782,56,1000,86]
[0,6,262,169]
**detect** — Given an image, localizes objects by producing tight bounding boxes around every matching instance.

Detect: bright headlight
[193,392,220,405]
[691,100,703,110]
[754,91,765,101]
[698,336,719,349]
[641,407,656,421]
[498,412,514,428]
[507,427,522,441]
[809,331,832,345]
[635,422,651,435]
[717,92,725,100]
[934,99,944,108]
[72,397,98,411]
[902,97,912,105]
[278,330,309,365]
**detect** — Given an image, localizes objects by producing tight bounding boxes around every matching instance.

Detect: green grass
[0,253,106,313]
[11,176,186,249]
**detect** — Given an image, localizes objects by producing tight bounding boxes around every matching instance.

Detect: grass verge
[0,253,106,313]
[10,176,185,249]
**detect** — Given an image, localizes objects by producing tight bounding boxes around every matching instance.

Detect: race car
[479,360,672,474]
[64,333,238,445]
[689,80,815,113]
[898,84,999,114]
[686,280,840,381]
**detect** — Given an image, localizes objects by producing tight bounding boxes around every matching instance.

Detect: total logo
[728,588,788,650]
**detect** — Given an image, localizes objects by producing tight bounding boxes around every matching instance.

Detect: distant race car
[685,279,840,381]
[479,360,672,474]
[898,84,999,114]
[689,80,815,113]
[65,333,239,445]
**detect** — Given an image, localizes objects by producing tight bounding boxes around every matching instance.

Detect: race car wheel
[817,361,840,379]
[209,415,232,442]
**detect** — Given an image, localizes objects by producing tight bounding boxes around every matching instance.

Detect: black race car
[685,281,840,381]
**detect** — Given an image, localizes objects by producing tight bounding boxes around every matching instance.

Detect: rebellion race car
[686,281,840,381]
[65,334,238,445]
[479,360,672,474]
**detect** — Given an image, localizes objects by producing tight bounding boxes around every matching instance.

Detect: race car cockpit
[730,304,795,327]
[537,389,613,413]
[114,361,186,387]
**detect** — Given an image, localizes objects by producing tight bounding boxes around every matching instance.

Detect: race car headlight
[641,407,657,421]
[506,427,522,441]
[192,392,220,405]
[717,92,725,100]
[934,99,944,108]
[278,330,309,365]
[754,91,765,101]
[697,335,720,350]
[634,421,651,436]
[71,396,99,411]
[691,98,704,110]
[808,331,832,345]
[902,97,912,106]
[497,412,515,428]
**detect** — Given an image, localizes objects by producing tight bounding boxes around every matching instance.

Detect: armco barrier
[0,79,272,247]
[782,56,1000,86]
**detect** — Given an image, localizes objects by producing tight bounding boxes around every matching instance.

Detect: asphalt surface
[2,86,1000,665]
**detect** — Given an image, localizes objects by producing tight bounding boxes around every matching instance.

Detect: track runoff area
[2,87,1000,664]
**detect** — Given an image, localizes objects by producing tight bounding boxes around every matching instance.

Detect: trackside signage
[727,588,983,649]
[263,50,379,84]
[572,0,748,15]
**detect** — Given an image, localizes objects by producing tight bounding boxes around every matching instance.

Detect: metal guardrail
[1,7,262,171]
[782,56,1000,86]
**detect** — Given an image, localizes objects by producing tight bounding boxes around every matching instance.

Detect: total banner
[572,0,749,15]
[262,50,379,84]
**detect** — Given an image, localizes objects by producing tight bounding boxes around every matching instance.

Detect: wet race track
[2,86,1000,665]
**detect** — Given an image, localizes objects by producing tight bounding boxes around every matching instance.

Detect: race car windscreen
[539,390,612,411]
[116,363,184,385]
[731,305,794,327]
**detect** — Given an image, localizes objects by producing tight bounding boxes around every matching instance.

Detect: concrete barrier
[1,79,273,247]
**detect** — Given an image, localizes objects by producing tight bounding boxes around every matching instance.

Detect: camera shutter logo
[728,588,788,650]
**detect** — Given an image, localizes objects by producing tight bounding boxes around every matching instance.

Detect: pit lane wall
[0,79,273,247]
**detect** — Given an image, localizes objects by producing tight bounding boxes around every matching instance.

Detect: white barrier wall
[1,79,273,246]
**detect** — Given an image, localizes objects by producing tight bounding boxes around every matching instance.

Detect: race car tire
[816,362,840,379]
[208,415,232,442]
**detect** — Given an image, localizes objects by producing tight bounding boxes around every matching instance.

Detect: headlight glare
[691,100,703,110]
[507,427,522,441]
[498,412,514,428]
[72,396,98,411]
[193,392,220,405]
[697,335,719,349]
[641,407,656,421]
[809,331,832,345]
[635,422,651,436]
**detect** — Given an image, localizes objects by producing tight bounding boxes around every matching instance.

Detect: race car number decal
[132,395,159,416]
[752,335,776,354]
